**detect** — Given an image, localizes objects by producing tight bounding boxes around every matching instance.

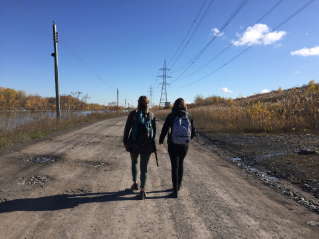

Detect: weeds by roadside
[155,81,319,134]
[0,111,128,148]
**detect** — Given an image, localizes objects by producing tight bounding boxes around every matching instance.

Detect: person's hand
[160,143,163,147]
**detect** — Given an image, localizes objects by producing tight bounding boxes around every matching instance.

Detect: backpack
[132,110,153,144]
[171,113,191,144]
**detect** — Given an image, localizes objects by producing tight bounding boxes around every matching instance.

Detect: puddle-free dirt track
[0,116,318,238]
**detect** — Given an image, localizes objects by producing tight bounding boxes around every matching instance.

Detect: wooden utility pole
[117,89,119,113]
[52,21,60,119]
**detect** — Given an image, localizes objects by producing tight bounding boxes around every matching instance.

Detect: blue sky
[1,0,318,107]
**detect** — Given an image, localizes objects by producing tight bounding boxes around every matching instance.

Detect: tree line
[0,87,112,111]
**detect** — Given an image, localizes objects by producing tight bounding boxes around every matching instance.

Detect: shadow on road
[0,188,174,213]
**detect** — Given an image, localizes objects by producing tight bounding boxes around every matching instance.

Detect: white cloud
[260,89,270,94]
[295,71,300,74]
[275,44,282,48]
[291,46,319,56]
[219,87,232,93]
[232,24,286,46]
[263,31,286,45]
[210,28,224,38]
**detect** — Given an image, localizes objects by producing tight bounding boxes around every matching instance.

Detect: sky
[1,0,318,107]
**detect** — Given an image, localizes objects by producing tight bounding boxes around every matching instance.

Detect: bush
[278,87,283,93]
[308,79,316,91]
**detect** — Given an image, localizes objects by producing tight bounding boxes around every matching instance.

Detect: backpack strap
[168,113,176,128]
[133,109,138,122]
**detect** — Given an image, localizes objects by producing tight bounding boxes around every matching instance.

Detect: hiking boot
[172,190,178,198]
[131,183,138,190]
[140,190,147,200]
[173,188,178,198]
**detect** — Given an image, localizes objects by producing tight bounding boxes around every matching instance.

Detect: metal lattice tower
[158,60,171,107]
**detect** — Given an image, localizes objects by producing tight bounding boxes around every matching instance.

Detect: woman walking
[123,96,156,199]
[159,98,196,198]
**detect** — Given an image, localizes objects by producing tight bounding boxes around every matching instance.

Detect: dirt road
[1,116,319,238]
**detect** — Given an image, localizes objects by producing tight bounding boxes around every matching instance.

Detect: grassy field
[155,81,319,134]
[0,111,128,148]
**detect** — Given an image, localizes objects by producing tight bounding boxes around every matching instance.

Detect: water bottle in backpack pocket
[132,110,153,144]
[171,113,191,144]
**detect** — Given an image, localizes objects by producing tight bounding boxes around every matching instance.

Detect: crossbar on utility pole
[52,21,60,119]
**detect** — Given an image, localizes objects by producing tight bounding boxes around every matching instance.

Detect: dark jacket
[159,107,196,146]
[123,110,156,154]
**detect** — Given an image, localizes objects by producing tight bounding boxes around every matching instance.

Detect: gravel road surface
[0,116,318,238]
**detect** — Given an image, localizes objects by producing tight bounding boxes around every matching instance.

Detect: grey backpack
[171,113,191,144]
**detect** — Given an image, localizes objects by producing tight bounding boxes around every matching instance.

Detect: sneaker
[131,183,138,190]
[140,190,147,200]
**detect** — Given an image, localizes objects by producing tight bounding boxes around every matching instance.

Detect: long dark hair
[173,98,187,109]
[138,96,149,113]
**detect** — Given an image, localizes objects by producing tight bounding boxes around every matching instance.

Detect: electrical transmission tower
[148,86,153,109]
[158,60,171,107]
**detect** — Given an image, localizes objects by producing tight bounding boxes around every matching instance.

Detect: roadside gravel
[195,130,319,214]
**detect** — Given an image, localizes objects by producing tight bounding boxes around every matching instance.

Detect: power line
[59,37,116,90]
[58,28,111,84]
[167,0,209,66]
[4,0,121,96]
[170,0,249,83]
[172,0,315,89]
[255,0,284,24]
[169,0,215,69]
[171,0,249,74]
[59,38,127,104]
[58,34,128,103]
[173,0,285,83]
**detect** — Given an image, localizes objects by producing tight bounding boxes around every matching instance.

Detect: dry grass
[0,111,127,148]
[154,81,319,134]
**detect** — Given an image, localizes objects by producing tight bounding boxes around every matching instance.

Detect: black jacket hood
[172,106,187,117]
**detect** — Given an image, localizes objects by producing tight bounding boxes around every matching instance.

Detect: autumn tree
[194,94,205,104]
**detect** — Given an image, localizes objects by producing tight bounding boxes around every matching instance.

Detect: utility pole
[148,86,153,109]
[51,21,60,119]
[158,60,171,107]
[117,89,119,113]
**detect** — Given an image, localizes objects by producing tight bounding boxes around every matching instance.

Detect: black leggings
[168,144,189,190]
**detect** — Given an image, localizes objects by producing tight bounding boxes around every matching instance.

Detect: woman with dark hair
[159,98,196,198]
[123,96,156,199]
